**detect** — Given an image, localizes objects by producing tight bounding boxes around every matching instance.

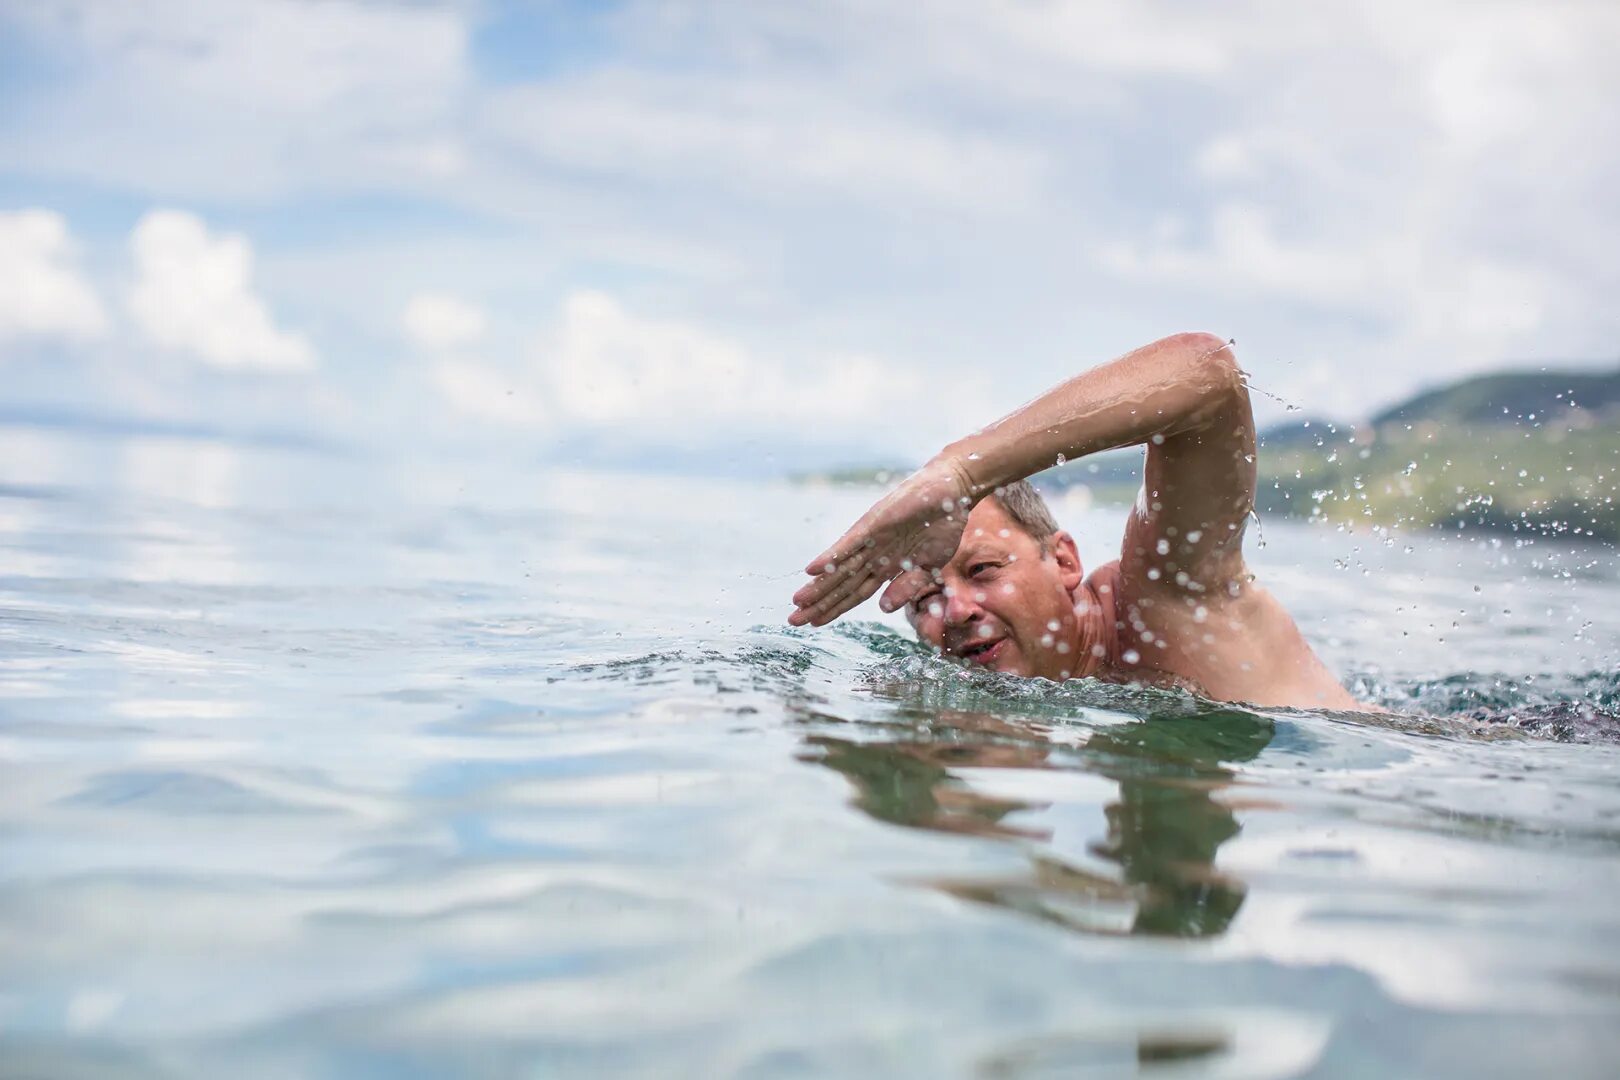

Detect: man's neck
[1068,570,1120,680]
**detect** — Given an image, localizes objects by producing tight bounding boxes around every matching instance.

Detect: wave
[566,623,1620,744]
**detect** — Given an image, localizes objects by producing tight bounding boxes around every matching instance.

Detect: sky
[2,0,1618,470]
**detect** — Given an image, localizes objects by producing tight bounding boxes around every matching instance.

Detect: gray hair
[990,479,1059,548]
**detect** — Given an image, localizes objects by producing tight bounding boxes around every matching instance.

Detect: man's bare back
[787,333,1362,711]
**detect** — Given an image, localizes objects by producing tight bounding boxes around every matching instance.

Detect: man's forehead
[963,500,1034,545]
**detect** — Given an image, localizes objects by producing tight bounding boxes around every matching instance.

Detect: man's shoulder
[1083,560,1124,596]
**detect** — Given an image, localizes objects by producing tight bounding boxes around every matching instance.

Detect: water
[3,425,1620,1077]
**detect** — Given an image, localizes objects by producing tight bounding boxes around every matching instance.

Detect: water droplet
[1122,649,1141,664]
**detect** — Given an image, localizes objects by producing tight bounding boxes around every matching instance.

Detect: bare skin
[788,332,1361,710]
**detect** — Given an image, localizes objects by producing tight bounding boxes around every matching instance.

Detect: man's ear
[1049,531,1083,592]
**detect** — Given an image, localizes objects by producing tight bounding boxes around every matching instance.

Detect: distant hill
[1257,416,1357,449]
[1257,363,1620,543]
[1371,366,1620,428]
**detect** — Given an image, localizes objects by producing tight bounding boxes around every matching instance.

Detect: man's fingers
[802,536,858,576]
[879,568,933,613]
[790,547,871,609]
[800,562,880,626]
[802,526,880,576]
[789,564,868,626]
[810,572,885,627]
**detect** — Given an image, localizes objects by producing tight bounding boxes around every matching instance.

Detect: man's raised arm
[789,333,1255,627]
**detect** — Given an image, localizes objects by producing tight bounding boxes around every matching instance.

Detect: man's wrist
[931,446,988,504]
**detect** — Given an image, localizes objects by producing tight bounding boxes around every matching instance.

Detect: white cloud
[8,0,1620,434]
[432,358,549,428]
[480,71,1046,209]
[421,290,929,448]
[128,210,315,372]
[1099,204,1377,309]
[5,0,469,199]
[537,290,916,437]
[0,209,108,346]
[1194,136,1260,183]
[403,292,488,352]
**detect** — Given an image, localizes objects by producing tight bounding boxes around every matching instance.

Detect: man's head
[904,481,1085,680]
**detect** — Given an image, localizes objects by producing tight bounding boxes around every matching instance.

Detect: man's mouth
[958,637,1006,664]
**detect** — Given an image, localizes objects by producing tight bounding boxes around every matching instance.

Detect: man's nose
[942,585,982,626]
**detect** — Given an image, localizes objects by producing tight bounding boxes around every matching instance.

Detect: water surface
[2,426,1619,1077]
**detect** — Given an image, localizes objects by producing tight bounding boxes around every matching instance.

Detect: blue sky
[2,0,1617,467]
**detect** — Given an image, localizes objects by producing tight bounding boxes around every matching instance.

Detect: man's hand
[789,458,976,627]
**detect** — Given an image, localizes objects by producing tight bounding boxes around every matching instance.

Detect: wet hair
[990,480,1059,548]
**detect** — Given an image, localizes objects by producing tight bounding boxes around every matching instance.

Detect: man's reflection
[799,707,1272,938]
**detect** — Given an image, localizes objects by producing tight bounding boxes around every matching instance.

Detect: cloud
[128,210,315,372]
[1098,202,1556,367]
[403,292,488,352]
[432,358,549,429]
[538,290,917,438]
[480,70,1046,209]
[4,0,469,199]
[0,209,108,346]
[1099,204,1377,309]
[8,0,1620,437]
[422,289,930,449]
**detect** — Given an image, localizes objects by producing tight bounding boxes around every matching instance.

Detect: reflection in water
[802,707,1272,938]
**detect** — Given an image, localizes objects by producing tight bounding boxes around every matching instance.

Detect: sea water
[2,426,1618,1077]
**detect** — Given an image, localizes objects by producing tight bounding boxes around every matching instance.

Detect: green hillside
[1371,366,1620,427]
[1256,422,1618,542]
[1256,364,1619,542]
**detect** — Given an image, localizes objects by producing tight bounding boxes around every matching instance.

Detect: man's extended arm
[789,332,1255,627]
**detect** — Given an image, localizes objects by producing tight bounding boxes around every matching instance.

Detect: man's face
[904,498,1084,680]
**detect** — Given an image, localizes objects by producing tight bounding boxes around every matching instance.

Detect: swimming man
[788,333,1360,710]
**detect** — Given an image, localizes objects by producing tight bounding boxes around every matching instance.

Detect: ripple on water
[4,451,1619,1076]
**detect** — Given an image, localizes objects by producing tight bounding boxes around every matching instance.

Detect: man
[787,332,1360,710]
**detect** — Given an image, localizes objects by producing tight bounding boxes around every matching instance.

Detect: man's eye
[970,562,998,577]
[911,593,940,614]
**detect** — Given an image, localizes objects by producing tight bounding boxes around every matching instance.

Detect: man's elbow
[1165,331,1243,396]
